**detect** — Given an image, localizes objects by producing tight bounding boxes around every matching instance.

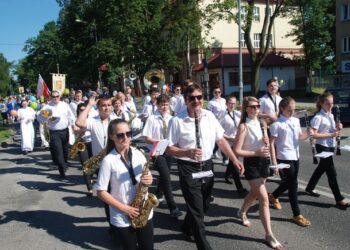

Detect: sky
[0,0,61,63]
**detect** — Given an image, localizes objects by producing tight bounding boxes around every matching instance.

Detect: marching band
[18,79,349,250]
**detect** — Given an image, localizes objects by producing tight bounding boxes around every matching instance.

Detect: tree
[282,0,335,87]
[0,53,11,95]
[204,0,287,95]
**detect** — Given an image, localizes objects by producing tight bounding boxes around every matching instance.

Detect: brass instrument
[40,109,52,142]
[304,113,318,164]
[68,132,86,159]
[130,152,159,228]
[143,69,165,89]
[83,149,106,175]
[335,105,341,155]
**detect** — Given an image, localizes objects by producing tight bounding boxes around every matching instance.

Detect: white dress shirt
[45,101,75,130]
[95,147,152,228]
[207,97,226,121]
[221,110,241,147]
[259,93,282,116]
[86,116,111,155]
[311,109,336,147]
[168,108,224,162]
[270,115,301,160]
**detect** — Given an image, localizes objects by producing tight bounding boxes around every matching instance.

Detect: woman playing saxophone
[95,119,154,250]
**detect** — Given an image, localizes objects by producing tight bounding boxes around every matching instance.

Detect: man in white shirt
[42,91,75,178]
[141,87,160,122]
[69,89,84,116]
[167,83,244,250]
[207,85,226,121]
[259,79,282,125]
[170,84,185,116]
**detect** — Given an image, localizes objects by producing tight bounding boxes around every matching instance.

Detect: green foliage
[282,0,335,76]
[0,53,11,95]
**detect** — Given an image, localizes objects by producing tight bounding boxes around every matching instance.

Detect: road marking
[298,179,350,200]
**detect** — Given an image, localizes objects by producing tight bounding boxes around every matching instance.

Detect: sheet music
[314,151,334,158]
[269,163,291,169]
[150,139,169,156]
[340,145,350,152]
[192,170,214,179]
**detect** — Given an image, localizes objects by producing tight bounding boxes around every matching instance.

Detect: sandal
[292,214,311,227]
[265,234,283,249]
[237,210,251,227]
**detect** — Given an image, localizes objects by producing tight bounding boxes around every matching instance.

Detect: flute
[335,105,341,155]
[259,118,272,166]
[304,113,318,164]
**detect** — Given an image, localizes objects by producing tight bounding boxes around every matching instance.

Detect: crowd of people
[5,78,350,250]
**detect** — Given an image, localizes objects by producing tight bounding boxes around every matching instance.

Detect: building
[188,0,305,95]
[335,0,350,86]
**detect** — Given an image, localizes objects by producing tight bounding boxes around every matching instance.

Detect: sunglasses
[52,95,59,98]
[248,105,261,109]
[214,91,221,94]
[115,131,132,139]
[175,88,181,91]
[188,95,203,102]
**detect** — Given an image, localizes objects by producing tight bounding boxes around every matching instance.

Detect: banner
[52,74,66,95]
[37,74,51,98]
[18,86,24,94]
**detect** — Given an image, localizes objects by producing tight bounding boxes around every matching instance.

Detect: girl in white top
[234,96,283,250]
[17,100,36,154]
[95,119,154,250]
[207,85,226,121]
[269,97,312,227]
[305,92,349,209]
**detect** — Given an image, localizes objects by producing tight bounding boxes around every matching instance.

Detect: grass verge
[0,125,12,143]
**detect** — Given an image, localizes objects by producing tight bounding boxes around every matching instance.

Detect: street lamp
[44,51,60,73]
[75,18,102,87]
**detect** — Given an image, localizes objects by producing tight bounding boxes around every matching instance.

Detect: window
[343,36,350,53]
[229,72,251,86]
[341,4,350,20]
[240,33,246,48]
[253,7,260,21]
[254,33,261,48]
[241,6,247,20]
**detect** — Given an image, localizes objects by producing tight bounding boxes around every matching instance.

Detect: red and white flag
[37,74,51,98]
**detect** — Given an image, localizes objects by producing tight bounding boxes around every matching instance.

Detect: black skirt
[243,157,269,180]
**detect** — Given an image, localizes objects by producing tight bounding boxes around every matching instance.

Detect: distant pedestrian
[17,100,35,154]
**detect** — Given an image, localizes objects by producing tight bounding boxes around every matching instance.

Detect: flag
[37,74,51,98]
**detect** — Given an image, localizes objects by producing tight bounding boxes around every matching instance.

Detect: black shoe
[59,172,66,178]
[86,190,93,197]
[23,151,28,155]
[225,177,233,184]
[180,225,194,242]
[305,188,320,197]
[336,200,350,210]
[209,195,214,202]
[170,207,183,218]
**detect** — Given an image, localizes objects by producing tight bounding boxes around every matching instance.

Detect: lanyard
[227,110,237,128]
[117,148,137,185]
[267,93,277,113]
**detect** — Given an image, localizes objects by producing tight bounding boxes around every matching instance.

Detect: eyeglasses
[188,95,203,102]
[51,95,59,98]
[115,131,132,140]
[248,105,261,110]
[175,88,181,91]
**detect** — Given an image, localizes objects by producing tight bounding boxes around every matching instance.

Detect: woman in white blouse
[234,96,283,250]
[95,119,154,250]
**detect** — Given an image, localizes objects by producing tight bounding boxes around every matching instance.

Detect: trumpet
[68,132,86,159]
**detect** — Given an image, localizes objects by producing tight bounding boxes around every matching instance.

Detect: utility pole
[238,0,243,105]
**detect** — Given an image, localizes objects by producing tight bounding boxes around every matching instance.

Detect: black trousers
[226,159,244,191]
[154,154,177,210]
[78,141,93,191]
[178,159,213,250]
[306,144,344,202]
[49,128,69,176]
[272,159,300,217]
[111,220,154,250]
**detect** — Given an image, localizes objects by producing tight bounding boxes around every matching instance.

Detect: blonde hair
[278,96,295,117]
[316,91,333,113]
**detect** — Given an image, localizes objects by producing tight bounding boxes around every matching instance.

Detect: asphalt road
[0,124,349,250]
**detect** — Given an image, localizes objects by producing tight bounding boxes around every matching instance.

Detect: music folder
[269,163,290,169]
[150,139,169,157]
[314,152,334,158]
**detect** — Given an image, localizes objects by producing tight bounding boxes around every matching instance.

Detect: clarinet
[259,118,272,166]
[304,113,318,164]
[194,109,203,167]
[335,105,341,155]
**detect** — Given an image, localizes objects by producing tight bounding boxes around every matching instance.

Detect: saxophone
[83,149,106,175]
[130,155,159,228]
[68,132,86,159]
[40,109,52,142]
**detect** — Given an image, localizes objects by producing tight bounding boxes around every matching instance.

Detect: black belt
[50,128,68,132]
[177,159,212,167]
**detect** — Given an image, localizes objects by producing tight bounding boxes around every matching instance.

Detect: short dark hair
[184,83,202,99]
[266,79,277,86]
[156,94,170,104]
[226,94,237,102]
[149,87,160,95]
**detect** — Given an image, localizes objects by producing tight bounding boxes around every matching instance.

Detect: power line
[0,43,24,46]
